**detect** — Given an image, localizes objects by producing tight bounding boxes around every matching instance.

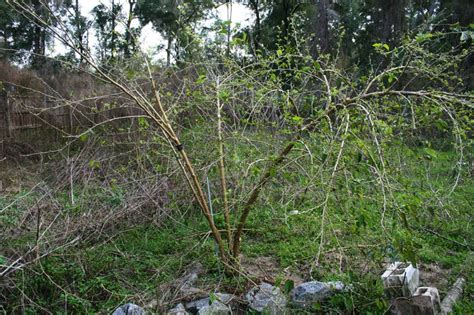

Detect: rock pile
[163,280,347,315]
[111,261,465,314]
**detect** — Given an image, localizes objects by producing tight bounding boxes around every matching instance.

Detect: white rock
[198,301,230,315]
[291,281,347,308]
[246,283,287,314]
[167,303,189,315]
[112,303,145,315]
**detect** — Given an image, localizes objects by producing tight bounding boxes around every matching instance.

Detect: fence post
[1,85,12,138]
[5,84,12,138]
[68,105,74,133]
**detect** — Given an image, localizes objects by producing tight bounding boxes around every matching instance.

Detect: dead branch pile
[0,134,173,283]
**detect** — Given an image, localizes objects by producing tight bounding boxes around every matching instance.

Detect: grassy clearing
[1,134,472,314]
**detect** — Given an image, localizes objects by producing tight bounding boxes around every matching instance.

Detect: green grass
[1,135,472,314]
[4,223,217,314]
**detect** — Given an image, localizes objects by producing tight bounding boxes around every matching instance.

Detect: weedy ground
[0,130,472,314]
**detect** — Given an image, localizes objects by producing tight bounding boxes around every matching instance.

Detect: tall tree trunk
[226,0,232,57]
[310,0,330,58]
[31,0,46,67]
[33,25,41,56]
[166,37,172,67]
[124,0,136,58]
[428,0,439,15]
[377,0,405,45]
[110,0,117,60]
[282,0,291,39]
[74,0,85,63]
[249,0,261,55]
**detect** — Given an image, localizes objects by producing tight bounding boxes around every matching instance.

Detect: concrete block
[390,287,441,315]
[381,262,419,298]
[412,287,441,315]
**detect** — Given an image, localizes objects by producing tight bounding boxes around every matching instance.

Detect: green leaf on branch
[373,43,390,51]
[423,147,438,159]
[415,33,433,43]
[195,74,207,84]
[291,115,303,125]
[80,133,89,142]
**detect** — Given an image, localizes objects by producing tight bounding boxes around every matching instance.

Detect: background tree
[258,0,306,52]
[440,0,474,27]
[309,0,330,56]
[92,0,122,63]
[122,0,140,58]
[244,0,266,56]
[1,0,66,64]
[63,0,90,64]
[136,0,213,66]
[0,0,32,61]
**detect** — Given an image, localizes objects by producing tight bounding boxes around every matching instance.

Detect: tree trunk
[310,0,330,57]
[124,0,136,58]
[166,37,172,67]
[31,0,45,66]
[377,0,405,45]
[282,0,291,39]
[110,0,117,60]
[226,0,232,57]
[249,0,261,55]
[74,0,85,63]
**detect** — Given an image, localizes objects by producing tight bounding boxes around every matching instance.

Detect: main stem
[216,79,232,247]
[148,84,228,261]
[232,142,295,258]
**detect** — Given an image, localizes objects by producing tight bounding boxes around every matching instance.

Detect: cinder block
[412,287,441,315]
[390,287,441,315]
[381,262,419,298]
